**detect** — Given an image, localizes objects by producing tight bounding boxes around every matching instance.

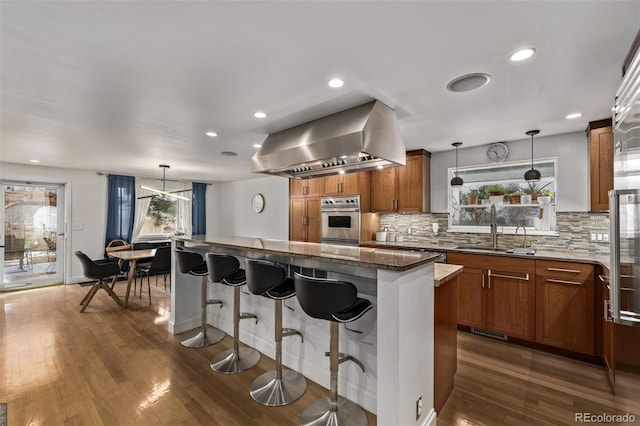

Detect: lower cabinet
[452,253,596,354]
[449,253,536,341]
[289,198,321,243]
[535,260,595,355]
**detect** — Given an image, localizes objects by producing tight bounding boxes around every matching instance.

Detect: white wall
[430,131,589,213]
[1,162,108,283]
[217,176,289,239]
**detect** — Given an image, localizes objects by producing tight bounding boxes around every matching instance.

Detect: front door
[1,182,65,290]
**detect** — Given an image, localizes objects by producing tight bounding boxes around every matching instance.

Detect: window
[448,158,558,235]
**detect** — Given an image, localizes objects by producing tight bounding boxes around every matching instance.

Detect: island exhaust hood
[251,100,406,179]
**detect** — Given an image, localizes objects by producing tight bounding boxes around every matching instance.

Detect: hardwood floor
[1,283,637,425]
[438,331,639,426]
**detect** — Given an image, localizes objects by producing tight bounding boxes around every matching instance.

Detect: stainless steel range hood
[251,100,406,178]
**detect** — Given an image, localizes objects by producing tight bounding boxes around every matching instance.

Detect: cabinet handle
[599,275,610,282]
[340,182,343,193]
[547,278,582,285]
[604,300,612,322]
[303,186,308,195]
[546,267,581,274]
[488,270,530,281]
[481,274,485,289]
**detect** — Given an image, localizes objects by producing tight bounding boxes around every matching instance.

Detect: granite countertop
[177,235,441,272]
[361,240,610,268]
[434,264,463,287]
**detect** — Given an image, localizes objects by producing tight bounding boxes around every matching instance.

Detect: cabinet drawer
[536,260,594,282]
[449,253,535,274]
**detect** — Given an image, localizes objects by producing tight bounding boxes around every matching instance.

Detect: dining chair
[137,246,172,303]
[75,251,123,312]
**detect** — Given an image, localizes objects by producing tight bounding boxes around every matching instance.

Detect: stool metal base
[250,369,307,406]
[301,396,368,426]
[180,327,225,348]
[210,347,260,374]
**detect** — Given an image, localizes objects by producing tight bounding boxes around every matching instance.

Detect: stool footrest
[324,352,366,373]
[282,328,303,343]
[240,312,258,324]
[206,299,223,307]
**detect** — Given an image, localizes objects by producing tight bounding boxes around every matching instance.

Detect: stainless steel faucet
[490,204,498,249]
[515,225,527,248]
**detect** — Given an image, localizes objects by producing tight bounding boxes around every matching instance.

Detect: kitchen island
[170,235,442,426]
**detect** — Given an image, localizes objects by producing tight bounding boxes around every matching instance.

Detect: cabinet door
[340,173,361,195]
[589,125,613,211]
[290,180,306,197]
[371,167,397,212]
[486,269,535,340]
[305,178,324,197]
[323,175,342,195]
[290,198,307,241]
[456,266,485,328]
[291,178,324,197]
[306,198,322,243]
[397,153,425,212]
[602,282,615,384]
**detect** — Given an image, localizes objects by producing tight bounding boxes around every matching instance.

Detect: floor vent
[471,327,508,341]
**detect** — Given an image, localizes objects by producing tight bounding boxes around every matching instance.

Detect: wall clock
[251,193,265,213]
[486,142,509,163]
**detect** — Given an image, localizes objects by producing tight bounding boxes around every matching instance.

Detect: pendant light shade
[524,130,541,182]
[450,142,464,187]
[138,164,191,200]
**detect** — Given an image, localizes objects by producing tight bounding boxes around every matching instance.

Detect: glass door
[1,182,65,289]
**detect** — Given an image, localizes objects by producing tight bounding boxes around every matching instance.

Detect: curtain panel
[105,174,135,246]
[191,182,206,235]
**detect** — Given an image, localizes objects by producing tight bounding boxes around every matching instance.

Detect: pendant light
[138,164,191,200]
[450,142,464,187]
[524,130,541,182]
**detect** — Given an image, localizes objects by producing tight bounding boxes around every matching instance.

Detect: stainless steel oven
[321,195,360,245]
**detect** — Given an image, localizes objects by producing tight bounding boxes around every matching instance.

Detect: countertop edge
[434,264,463,287]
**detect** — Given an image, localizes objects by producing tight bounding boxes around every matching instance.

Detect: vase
[468,195,479,205]
[509,195,521,204]
[521,194,532,204]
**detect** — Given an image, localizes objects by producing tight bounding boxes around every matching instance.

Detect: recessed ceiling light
[328,78,344,88]
[254,112,267,118]
[376,165,384,170]
[253,144,262,148]
[446,73,491,93]
[221,151,238,156]
[338,170,345,175]
[565,113,582,119]
[30,159,40,163]
[509,48,536,62]
[205,131,218,137]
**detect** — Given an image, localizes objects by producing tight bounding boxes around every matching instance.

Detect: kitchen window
[448,158,558,235]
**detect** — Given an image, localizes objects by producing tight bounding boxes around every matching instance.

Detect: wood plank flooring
[1,283,637,425]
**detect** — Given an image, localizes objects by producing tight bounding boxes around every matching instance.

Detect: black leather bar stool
[175,250,224,348]
[294,272,372,426]
[206,253,260,374]
[245,259,306,406]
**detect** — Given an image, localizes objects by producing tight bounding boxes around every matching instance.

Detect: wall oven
[321,195,360,245]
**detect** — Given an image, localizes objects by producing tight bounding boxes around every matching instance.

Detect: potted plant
[509,190,523,204]
[537,188,554,204]
[467,189,480,205]
[525,181,552,203]
[486,184,504,204]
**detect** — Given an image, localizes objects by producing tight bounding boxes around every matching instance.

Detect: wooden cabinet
[433,270,458,413]
[601,275,615,384]
[289,198,321,243]
[535,260,595,354]
[449,253,536,340]
[290,177,324,198]
[587,119,613,211]
[322,171,371,212]
[371,150,430,213]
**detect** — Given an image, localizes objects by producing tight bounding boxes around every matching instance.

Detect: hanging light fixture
[139,164,191,201]
[524,130,541,182]
[450,142,464,187]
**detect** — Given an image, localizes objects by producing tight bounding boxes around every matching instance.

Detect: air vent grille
[471,327,508,341]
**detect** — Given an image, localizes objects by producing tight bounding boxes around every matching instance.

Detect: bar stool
[206,253,260,374]
[175,250,225,348]
[245,259,306,406]
[294,272,372,426]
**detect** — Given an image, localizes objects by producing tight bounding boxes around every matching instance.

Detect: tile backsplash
[379,211,610,254]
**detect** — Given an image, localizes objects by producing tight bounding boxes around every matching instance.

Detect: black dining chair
[75,251,123,312]
[137,246,172,303]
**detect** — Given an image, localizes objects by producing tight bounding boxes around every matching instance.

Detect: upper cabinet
[290,177,324,198]
[322,171,371,212]
[587,119,613,211]
[371,150,431,213]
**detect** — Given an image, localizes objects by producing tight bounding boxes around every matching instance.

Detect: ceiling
[1,1,639,183]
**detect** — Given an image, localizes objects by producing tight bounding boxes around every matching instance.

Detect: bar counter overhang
[170,235,440,426]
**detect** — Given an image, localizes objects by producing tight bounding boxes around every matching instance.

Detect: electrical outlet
[407,227,412,235]
[603,233,609,242]
[416,396,422,420]
[597,233,603,241]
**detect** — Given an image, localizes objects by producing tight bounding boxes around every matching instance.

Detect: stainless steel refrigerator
[607,43,640,400]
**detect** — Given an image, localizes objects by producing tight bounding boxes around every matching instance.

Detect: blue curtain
[105,174,135,246]
[192,182,206,235]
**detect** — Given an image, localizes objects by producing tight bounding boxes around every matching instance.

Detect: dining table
[108,248,156,308]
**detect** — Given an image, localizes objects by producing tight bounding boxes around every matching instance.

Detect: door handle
[481,274,485,289]
[547,278,581,286]
[546,267,581,274]
[604,300,612,322]
[58,233,66,238]
[488,270,530,281]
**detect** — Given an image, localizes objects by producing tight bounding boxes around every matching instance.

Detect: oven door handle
[322,208,360,213]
